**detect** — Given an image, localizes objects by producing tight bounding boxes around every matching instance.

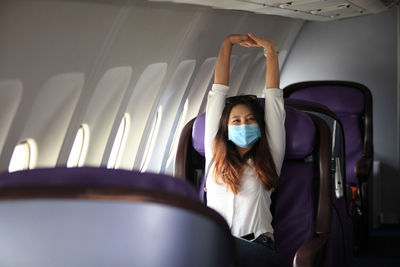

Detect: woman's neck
[236,145,253,157]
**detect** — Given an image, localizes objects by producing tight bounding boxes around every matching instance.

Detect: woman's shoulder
[263,87,283,97]
[210,83,230,94]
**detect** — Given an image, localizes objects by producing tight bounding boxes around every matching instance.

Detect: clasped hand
[225,33,277,54]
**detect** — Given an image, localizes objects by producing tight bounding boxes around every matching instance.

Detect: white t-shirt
[205,84,286,239]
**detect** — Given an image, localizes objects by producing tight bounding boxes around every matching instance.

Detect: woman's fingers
[248,33,268,46]
[247,33,260,42]
[248,33,277,52]
[240,38,257,47]
[227,34,250,45]
[227,33,277,52]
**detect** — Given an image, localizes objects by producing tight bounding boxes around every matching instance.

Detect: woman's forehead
[229,104,253,117]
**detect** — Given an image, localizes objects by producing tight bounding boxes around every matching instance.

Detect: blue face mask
[228,124,261,148]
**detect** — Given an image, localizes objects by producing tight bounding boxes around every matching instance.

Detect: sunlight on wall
[9,139,37,172]
[166,100,188,166]
[140,107,162,172]
[118,63,167,170]
[67,124,90,168]
[107,113,130,169]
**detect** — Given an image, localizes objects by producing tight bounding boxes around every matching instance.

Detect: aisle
[354,226,400,267]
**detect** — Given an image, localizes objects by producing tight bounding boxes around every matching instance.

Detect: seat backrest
[272,107,332,267]
[0,167,198,199]
[285,98,346,196]
[175,117,205,197]
[283,81,373,185]
[0,168,233,267]
[176,102,332,267]
[283,98,354,267]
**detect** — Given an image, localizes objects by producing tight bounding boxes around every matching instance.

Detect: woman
[204,33,285,266]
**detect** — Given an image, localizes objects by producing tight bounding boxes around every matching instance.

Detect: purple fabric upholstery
[289,85,364,115]
[0,167,198,199]
[273,161,315,267]
[284,98,330,112]
[192,113,206,156]
[271,106,318,267]
[284,106,315,159]
[341,116,363,185]
[286,85,366,185]
[284,97,354,266]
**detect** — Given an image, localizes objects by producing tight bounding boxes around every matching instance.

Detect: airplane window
[67,124,90,168]
[8,139,37,173]
[107,113,130,169]
[140,107,162,172]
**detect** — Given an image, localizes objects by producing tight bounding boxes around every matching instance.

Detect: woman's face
[227,104,260,155]
[228,104,257,126]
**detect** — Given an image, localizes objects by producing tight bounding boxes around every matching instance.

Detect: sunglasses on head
[225,94,258,104]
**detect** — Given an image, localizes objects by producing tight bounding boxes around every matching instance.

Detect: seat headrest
[284,106,315,159]
[288,85,365,115]
[0,167,198,199]
[192,113,206,156]
[191,102,316,160]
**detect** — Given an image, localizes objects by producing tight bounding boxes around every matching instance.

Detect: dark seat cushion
[0,167,198,199]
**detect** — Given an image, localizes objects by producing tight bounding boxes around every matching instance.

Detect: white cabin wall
[280,7,399,223]
[19,73,84,168]
[58,1,205,168]
[0,0,304,173]
[0,0,208,170]
[0,0,129,170]
[0,81,22,156]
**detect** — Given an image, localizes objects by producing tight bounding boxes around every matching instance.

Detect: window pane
[67,124,90,168]
[9,139,37,172]
[108,113,130,169]
[140,107,162,172]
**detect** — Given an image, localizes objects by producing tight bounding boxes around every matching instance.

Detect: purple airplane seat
[0,167,198,199]
[283,81,373,187]
[283,98,353,267]
[0,168,234,267]
[175,102,333,267]
[283,81,373,251]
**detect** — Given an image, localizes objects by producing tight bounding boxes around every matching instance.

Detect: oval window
[67,124,90,168]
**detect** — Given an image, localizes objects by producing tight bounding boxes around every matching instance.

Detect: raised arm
[214,34,252,85]
[206,34,253,163]
[242,33,285,174]
[246,33,279,89]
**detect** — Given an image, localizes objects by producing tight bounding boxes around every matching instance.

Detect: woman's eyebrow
[230,113,254,119]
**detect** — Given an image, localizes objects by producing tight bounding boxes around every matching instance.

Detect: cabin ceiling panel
[149,0,398,21]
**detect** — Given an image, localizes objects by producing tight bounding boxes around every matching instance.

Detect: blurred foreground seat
[0,167,234,267]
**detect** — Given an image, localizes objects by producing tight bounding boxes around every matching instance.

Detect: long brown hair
[212,97,278,194]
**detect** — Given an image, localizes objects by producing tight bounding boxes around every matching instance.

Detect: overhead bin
[149,0,399,21]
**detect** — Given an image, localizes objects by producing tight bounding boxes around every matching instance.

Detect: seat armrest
[293,234,329,267]
[355,156,373,182]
